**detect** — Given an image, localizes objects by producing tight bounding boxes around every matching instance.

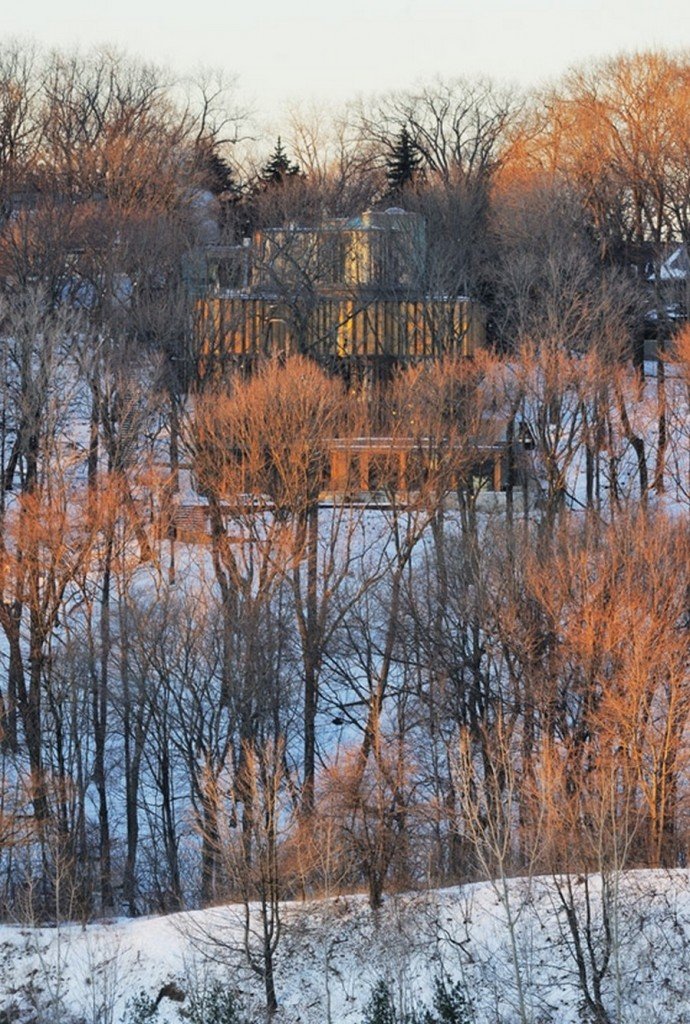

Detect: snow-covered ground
[2,870,690,1023]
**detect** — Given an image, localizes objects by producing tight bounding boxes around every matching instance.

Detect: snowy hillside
[1,871,689,1024]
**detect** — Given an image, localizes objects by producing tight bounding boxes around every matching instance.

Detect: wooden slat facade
[197,295,486,367]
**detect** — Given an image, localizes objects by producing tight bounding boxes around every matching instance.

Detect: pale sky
[4,0,690,120]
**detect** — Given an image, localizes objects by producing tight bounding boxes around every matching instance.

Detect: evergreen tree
[260,136,301,186]
[424,975,473,1024]
[385,125,422,199]
[194,138,237,197]
[363,979,397,1024]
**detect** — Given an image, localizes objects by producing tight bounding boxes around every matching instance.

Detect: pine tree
[260,136,301,186]
[385,125,422,199]
[425,975,473,1024]
[363,979,397,1024]
[194,138,237,197]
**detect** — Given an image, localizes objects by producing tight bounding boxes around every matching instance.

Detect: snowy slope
[1,871,690,1023]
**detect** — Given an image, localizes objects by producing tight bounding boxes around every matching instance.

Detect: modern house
[154,207,535,537]
[194,208,486,377]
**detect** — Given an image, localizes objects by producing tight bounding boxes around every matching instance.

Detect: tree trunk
[94,539,113,911]
[301,503,319,815]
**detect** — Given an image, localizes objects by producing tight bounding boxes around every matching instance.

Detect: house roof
[649,245,690,281]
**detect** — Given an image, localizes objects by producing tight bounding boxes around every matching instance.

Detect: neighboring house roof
[649,245,690,281]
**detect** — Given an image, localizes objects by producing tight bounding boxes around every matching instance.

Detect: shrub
[363,979,397,1024]
[122,990,159,1023]
[423,974,474,1024]
[181,980,247,1024]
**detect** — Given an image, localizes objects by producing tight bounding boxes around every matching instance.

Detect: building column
[359,453,370,491]
[493,452,502,492]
